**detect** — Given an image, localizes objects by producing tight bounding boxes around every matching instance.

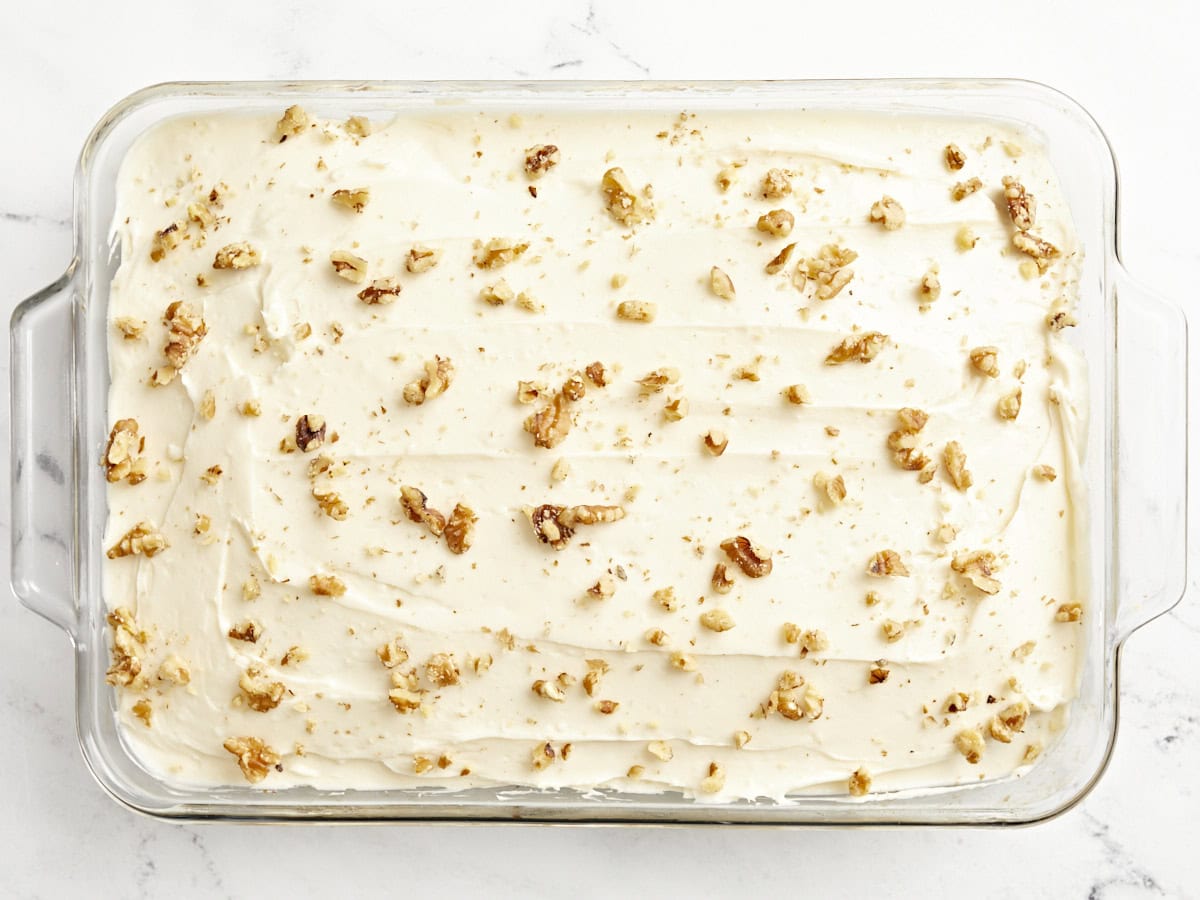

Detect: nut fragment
[104,419,147,485]
[213,242,261,270]
[951,550,1001,594]
[400,486,447,537]
[700,762,726,794]
[105,608,145,686]
[825,332,887,365]
[669,651,698,672]
[662,397,688,422]
[997,387,1023,420]
[403,356,455,405]
[377,638,409,669]
[765,242,796,275]
[782,384,811,406]
[951,178,983,201]
[720,536,772,578]
[867,550,910,578]
[594,700,619,715]
[312,488,348,522]
[988,701,1030,743]
[586,575,616,601]
[584,361,608,388]
[868,665,890,684]
[702,430,728,457]
[699,608,736,633]
[653,587,679,612]
[601,167,654,226]
[848,768,872,797]
[1046,299,1078,331]
[151,301,207,385]
[868,195,906,230]
[969,346,1000,378]
[532,679,567,702]
[223,736,281,783]
[480,279,514,306]
[358,277,402,305]
[331,188,370,213]
[524,391,573,449]
[107,522,168,559]
[616,300,657,322]
[275,105,309,142]
[761,168,792,199]
[228,620,263,643]
[887,407,931,473]
[425,653,461,687]
[473,237,529,269]
[309,573,347,597]
[711,563,734,595]
[295,414,326,453]
[150,223,182,262]
[344,115,371,138]
[944,143,966,170]
[524,144,560,177]
[444,504,477,555]
[813,471,846,507]
[1001,176,1036,231]
[1034,465,1057,482]
[1012,230,1060,271]
[637,367,679,395]
[955,729,985,764]
[115,317,146,339]
[794,244,858,300]
[756,209,794,237]
[943,441,973,491]
[647,740,674,761]
[530,742,557,770]
[529,504,625,550]
[330,250,368,283]
[406,245,442,273]
[956,225,978,251]
[709,266,736,301]
[1055,602,1083,623]
[239,666,285,712]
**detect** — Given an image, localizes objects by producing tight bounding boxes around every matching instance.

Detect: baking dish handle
[1114,269,1189,643]
[10,262,78,638]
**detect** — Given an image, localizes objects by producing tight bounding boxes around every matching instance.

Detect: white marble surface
[2,1,1198,896]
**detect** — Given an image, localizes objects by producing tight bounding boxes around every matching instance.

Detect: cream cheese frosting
[103,103,1087,802]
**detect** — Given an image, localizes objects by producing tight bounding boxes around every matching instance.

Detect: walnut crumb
[616,300,657,322]
[944,441,973,491]
[869,665,890,684]
[594,700,619,715]
[405,244,441,273]
[601,167,654,226]
[969,346,1000,378]
[637,367,680,395]
[647,740,673,761]
[106,522,168,559]
[825,332,887,365]
[213,242,260,270]
[524,144,560,177]
[867,550,910,578]
[951,550,1001,594]
[955,729,985,764]
[115,317,146,340]
[531,741,556,770]
[228,620,263,643]
[944,143,966,170]
[104,419,147,485]
[756,209,794,237]
[532,679,567,702]
[997,387,1023,420]
[988,701,1030,743]
[711,562,734,595]
[765,242,796,275]
[200,465,222,486]
[869,195,906,230]
[956,225,978,251]
[149,223,182,262]
[274,105,309,142]
[586,575,617,601]
[309,573,346,597]
[783,383,810,405]
[330,250,368,283]
[399,486,447,537]
[702,429,729,457]
[848,768,872,797]
[669,651,698,672]
[762,168,792,198]
[150,301,207,385]
[584,361,608,388]
[331,188,370,213]
[105,608,145,687]
[344,115,371,137]
[1001,176,1036,231]
[1056,602,1083,623]
[425,653,460,687]
[699,608,736,633]
[951,178,983,201]
[239,666,285,712]
[653,586,679,612]
[444,504,477,555]
[403,356,454,405]
[294,414,326,452]
[709,266,736,301]
[663,397,688,422]
[480,279,514,306]
[312,488,348,520]
[1012,231,1060,270]
[733,731,751,749]
[700,762,726,794]
[358,277,402,305]
[720,536,772,577]
[529,504,625,550]
[813,471,846,507]
[1034,464,1057,481]
[223,736,281,783]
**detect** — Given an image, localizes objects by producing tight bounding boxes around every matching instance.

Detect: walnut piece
[425,653,461,687]
[1001,176,1036,231]
[330,250,368,283]
[869,195,906,230]
[149,223,182,262]
[669,651,698,672]
[1046,299,1078,331]
[703,429,729,457]
[616,300,657,322]
[951,550,1001,594]
[274,105,309,142]
[849,768,872,797]
[868,665,890,684]
[601,167,654,226]
[825,332,887,365]
[867,550,910,577]
[761,168,793,199]
[944,143,966,170]
[532,679,567,702]
[709,266,736,301]
[105,608,144,686]
[529,503,625,549]
[711,562,734,595]
[1034,464,1058,481]
[997,387,1023,420]
[756,671,823,722]
[756,209,794,237]
[107,522,168,559]
[157,655,191,686]
[480,279,514,306]
[358,277,403,305]
[331,188,370,213]
[944,441,973,491]
[524,144,560,178]
[403,356,455,405]
[406,245,442,273]
[1056,602,1083,623]
[531,742,556,770]
[309,573,347,597]
[918,268,941,302]
[104,419,147,485]
[700,762,726,794]
[377,637,410,669]
[951,178,983,201]
[813,471,846,507]
[115,317,146,340]
[295,414,326,453]
[663,397,688,422]
[344,115,371,137]
[1012,230,1060,271]
[228,620,263,643]
[969,346,1000,378]
[312,487,348,520]
[699,608,736,632]
[765,242,796,275]
[444,504,477,555]
[213,242,261,270]
[955,729,985,764]
[887,406,931,474]
[956,225,978,251]
[223,736,281,783]
[400,486,447,537]
[654,587,679,612]
[720,536,772,578]
[151,301,207,385]
[584,361,608,388]
[647,740,674,761]
[988,701,1030,743]
[594,700,619,715]
[524,390,573,449]
[239,666,285,712]
[637,367,680,395]
[473,237,530,269]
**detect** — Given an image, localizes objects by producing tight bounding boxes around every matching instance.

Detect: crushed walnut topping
[716,160,743,192]
[377,637,410,669]
[582,659,609,697]
[969,346,1000,378]
[584,361,608,388]
[951,178,983,201]
[699,608,736,632]
[200,465,223,486]
[709,266,736,301]
[637,367,680,395]
[793,244,858,300]
[762,168,792,199]
[1056,602,1083,623]
[989,701,1030,743]
[956,225,978,251]
[228,620,263,643]
[825,331,887,365]
[869,195,906,230]
[157,654,190,686]
[528,503,626,550]
[531,742,557,770]
[425,653,460,687]
[669,651,698,672]
[711,562,734,595]
[312,487,349,520]
[594,700,619,715]
[1012,230,1060,271]
[783,383,810,405]
[242,575,261,601]
[616,300,657,322]
[813,471,846,507]
[943,441,973,491]
[295,414,326,452]
[951,550,1001,594]
[274,105,310,142]
[107,521,168,559]
[239,665,285,712]
[150,301,207,386]
[868,664,890,684]
[400,486,447,537]
[388,685,426,714]
[997,386,1023,420]
[918,267,941,303]
[955,729,985,764]
[524,390,573,449]
[330,249,368,283]
[444,504,477,555]
[1046,299,1077,331]
[480,279,514,306]
[653,586,679,612]
[944,143,966,170]
[945,692,971,713]
[700,762,726,794]
[720,536,772,578]
[1001,176,1035,232]
[647,740,674,761]
[331,188,370,213]
[601,167,654,226]
[223,736,281,783]
[405,244,442,273]
[756,209,794,237]
[358,277,403,305]
[663,397,688,421]
[888,406,931,474]
[344,115,371,138]
[105,607,145,686]
[473,237,530,269]
[115,317,146,340]
[756,671,823,722]
[149,223,182,262]
[703,429,729,457]
[524,144,560,177]
[213,242,261,270]
[765,242,796,275]
[586,575,617,601]
[104,419,147,485]
[403,356,454,405]
[309,573,347,597]
[1034,464,1058,481]
[532,679,567,702]
[868,550,910,578]
[848,768,872,797]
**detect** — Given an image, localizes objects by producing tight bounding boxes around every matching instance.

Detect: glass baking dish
[9,79,1188,825]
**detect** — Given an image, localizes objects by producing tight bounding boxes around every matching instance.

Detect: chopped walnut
[1012,230,1060,271]
[228,620,263,643]
[756,671,823,722]
[1034,464,1058,481]
[583,659,610,696]
[1046,299,1077,331]
[377,637,410,668]
[951,550,1001,594]
[200,465,223,486]
[309,573,347,597]
[761,168,792,199]
[524,144,560,177]
[403,356,454,405]
[242,575,261,601]
[240,400,261,417]
[528,503,625,550]
[709,266,736,301]
[601,167,654,226]
[406,244,442,273]
[444,504,477,555]
[400,486,447,537]
[813,471,846,507]
[150,301,208,385]
[711,562,734,595]
[956,225,978,251]
[715,160,743,192]
[989,701,1030,743]
[480,279,514,306]
[584,361,607,388]
[699,608,736,633]
[944,143,966,170]
[330,250,368,283]
[594,700,619,715]
[213,242,261,270]
[115,317,146,340]
[795,244,858,300]
[531,741,557,770]
[955,729,985,764]
[223,736,281,783]
[969,346,1000,378]
[868,665,890,684]
[586,574,617,601]
[669,651,698,672]
[331,188,370,213]
[867,550,910,578]
[720,536,772,578]
[344,115,371,137]
[105,608,144,686]
[637,367,680,395]
[524,391,573,449]
[107,522,168,559]
[765,242,796,275]
[616,300,657,322]
[700,762,726,794]
[702,429,729,457]
[358,277,403,305]
[756,209,794,237]
[275,105,309,142]
[517,291,545,314]
[825,332,887,365]
[663,397,688,422]
[848,768,872,797]
[239,666,285,712]
[783,384,810,405]
[187,202,216,230]
[149,223,182,262]
[654,587,679,612]
[156,654,191,686]
[888,407,931,473]
[945,692,971,713]
[425,653,460,687]
[1001,176,1036,231]
[532,679,567,702]
[869,195,906,230]
[295,414,326,453]
[474,237,532,272]
[944,441,973,491]
[997,387,1023,420]
[388,687,425,714]
[312,488,349,521]
[517,380,547,404]
[104,419,147,485]
[647,740,674,761]
[951,178,983,201]
[1056,602,1083,623]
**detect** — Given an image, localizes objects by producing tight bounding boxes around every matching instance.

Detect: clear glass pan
[9,79,1188,824]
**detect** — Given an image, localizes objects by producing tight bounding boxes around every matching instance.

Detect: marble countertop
[3,1,1197,896]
